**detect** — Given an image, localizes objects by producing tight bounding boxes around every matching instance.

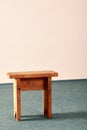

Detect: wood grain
[7,70,58,121]
[7,70,58,78]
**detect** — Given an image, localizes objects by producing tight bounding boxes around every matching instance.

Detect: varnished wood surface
[20,78,44,91]
[7,70,58,121]
[7,70,58,79]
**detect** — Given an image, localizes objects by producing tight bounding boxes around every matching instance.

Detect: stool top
[7,70,58,79]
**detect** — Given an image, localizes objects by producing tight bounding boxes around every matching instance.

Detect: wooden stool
[7,71,58,121]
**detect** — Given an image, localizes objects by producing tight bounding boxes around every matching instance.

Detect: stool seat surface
[7,70,58,79]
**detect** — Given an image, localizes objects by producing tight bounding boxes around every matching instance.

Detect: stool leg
[44,77,52,118]
[44,89,48,116]
[13,79,21,121]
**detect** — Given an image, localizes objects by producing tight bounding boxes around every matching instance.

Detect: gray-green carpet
[0,80,87,130]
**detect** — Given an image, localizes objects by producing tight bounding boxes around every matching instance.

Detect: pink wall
[0,0,87,83]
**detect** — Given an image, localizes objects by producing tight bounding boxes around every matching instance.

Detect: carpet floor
[0,80,87,130]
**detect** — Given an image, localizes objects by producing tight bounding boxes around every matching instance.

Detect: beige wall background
[0,0,87,83]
